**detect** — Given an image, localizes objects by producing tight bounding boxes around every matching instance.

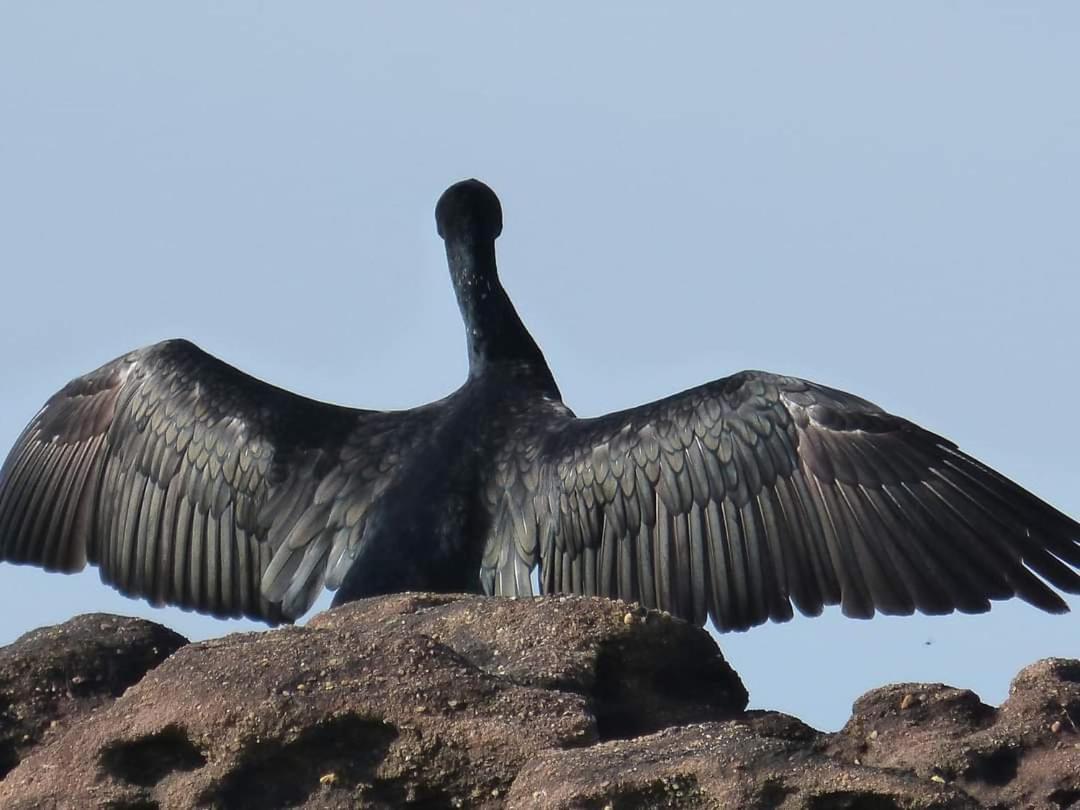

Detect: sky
[1,3,1078,732]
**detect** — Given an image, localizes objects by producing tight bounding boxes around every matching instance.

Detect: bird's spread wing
[488,371,1080,631]
[0,340,429,623]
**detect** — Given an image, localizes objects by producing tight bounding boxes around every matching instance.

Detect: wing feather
[686,504,708,625]
[704,500,732,625]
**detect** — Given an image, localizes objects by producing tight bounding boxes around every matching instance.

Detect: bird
[1,179,1079,632]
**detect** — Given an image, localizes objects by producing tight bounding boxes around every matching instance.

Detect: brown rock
[828,658,1080,809]
[0,594,746,809]
[308,593,748,738]
[1,595,1075,810]
[0,612,187,779]
[509,715,978,809]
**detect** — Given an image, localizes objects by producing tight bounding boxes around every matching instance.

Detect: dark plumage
[2,179,1079,630]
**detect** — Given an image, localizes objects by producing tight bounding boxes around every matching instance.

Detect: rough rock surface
[511,712,982,809]
[0,594,744,809]
[0,612,187,780]
[0,594,1076,809]
[827,657,1080,810]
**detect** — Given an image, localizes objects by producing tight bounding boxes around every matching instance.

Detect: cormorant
[1,179,1078,630]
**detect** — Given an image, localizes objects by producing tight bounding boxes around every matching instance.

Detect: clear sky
[1,4,1078,731]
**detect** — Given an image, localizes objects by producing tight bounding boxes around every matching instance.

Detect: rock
[0,594,746,809]
[827,658,1080,809]
[0,595,1075,809]
[308,593,748,738]
[510,715,979,809]
[0,612,187,780]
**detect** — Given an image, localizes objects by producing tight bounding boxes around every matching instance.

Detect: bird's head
[435,179,503,245]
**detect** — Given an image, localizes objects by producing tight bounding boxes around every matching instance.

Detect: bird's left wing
[485,371,1080,631]
[0,340,433,622]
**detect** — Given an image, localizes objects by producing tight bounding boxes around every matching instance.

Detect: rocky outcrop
[0,613,187,781]
[0,595,1076,809]
[510,713,982,809]
[827,658,1080,809]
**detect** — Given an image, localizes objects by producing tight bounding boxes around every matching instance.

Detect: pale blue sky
[1,4,1078,731]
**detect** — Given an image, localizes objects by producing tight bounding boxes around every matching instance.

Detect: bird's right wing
[0,339,431,623]
[492,371,1080,631]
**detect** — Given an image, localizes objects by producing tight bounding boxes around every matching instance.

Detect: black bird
[2,179,1079,631]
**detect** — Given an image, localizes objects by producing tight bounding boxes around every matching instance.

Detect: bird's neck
[445,239,555,387]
